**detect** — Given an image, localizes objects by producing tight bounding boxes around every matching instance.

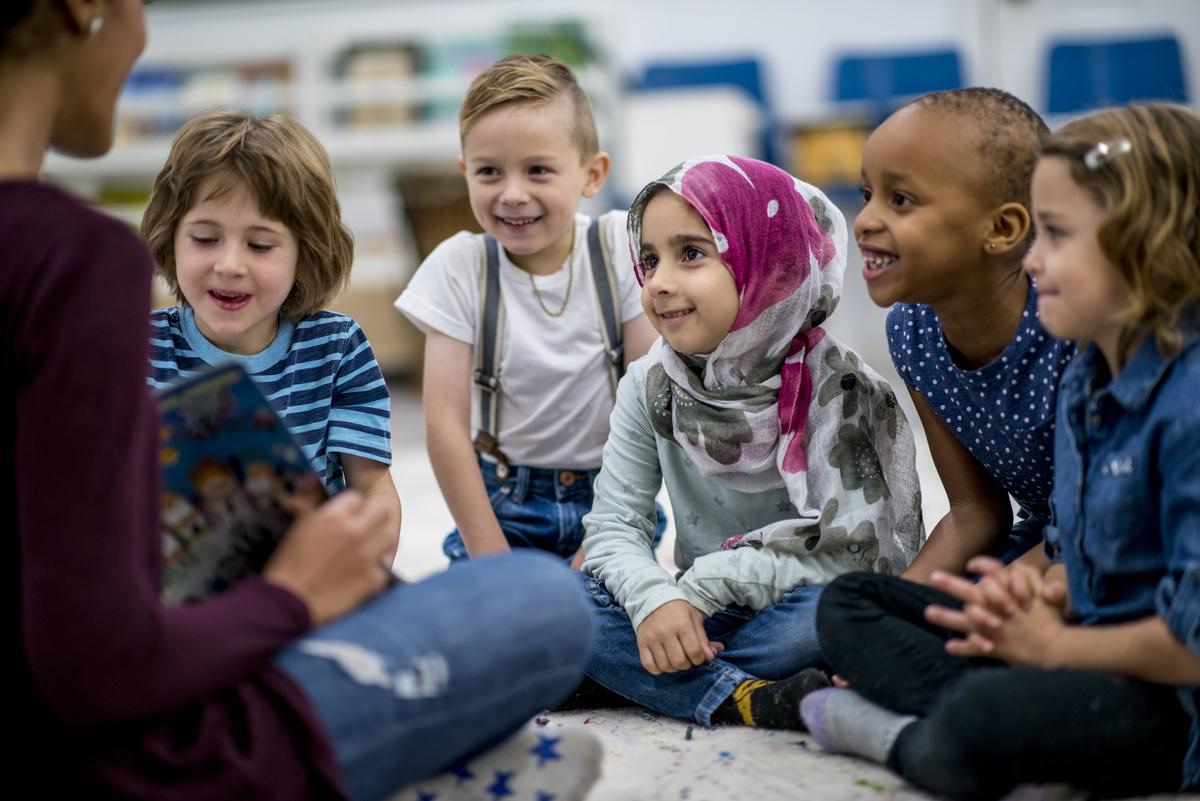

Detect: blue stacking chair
[832,47,963,119]
[1045,34,1189,114]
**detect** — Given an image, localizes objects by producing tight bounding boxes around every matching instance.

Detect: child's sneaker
[390,722,603,801]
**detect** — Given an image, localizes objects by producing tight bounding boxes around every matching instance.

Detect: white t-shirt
[396,211,644,469]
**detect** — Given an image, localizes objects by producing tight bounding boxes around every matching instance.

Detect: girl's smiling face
[854,104,1000,308]
[1024,155,1131,368]
[174,174,298,355]
[639,190,740,355]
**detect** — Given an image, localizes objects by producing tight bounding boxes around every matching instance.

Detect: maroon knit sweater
[4,181,343,800]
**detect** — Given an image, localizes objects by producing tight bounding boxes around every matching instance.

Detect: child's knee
[895,672,1016,800]
[816,572,885,642]
[495,552,593,641]
[893,713,997,801]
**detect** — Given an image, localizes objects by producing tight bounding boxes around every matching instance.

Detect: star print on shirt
[685,512,700,527]
[775,500,792,512]
[529,735,563,767]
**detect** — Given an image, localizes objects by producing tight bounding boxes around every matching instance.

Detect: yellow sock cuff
[730,679,771,725]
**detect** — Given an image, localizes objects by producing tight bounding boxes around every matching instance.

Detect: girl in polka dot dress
[856,88,1074,583]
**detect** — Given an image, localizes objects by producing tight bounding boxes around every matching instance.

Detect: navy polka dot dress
[887,284,1075,542]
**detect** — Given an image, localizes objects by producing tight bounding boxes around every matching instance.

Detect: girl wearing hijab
[580,155,925,730]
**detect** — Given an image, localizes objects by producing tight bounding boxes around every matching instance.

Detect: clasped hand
[924,556,1069,668]
[635,599,725,675]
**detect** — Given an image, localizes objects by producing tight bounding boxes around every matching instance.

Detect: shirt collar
[1070,322,1200,411]
[180,305,295,373]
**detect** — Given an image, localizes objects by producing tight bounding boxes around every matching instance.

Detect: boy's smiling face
[460,95,609,275]
[174,174,298,355]
[854,104,999,308]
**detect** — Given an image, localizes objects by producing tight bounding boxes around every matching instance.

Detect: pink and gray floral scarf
[629,156,923,573]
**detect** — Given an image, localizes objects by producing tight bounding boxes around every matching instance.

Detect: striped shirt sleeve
[326,320,392,465]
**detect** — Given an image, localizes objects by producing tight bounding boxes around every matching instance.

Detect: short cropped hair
[458,53,599,161]
[911,87,1049,213]
[141,109,354,320]
[1042,103,1200,363]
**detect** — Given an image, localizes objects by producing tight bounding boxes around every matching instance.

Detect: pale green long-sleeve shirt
[582,357,859,632]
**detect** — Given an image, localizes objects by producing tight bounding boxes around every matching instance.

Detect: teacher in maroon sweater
[2,3,594,800]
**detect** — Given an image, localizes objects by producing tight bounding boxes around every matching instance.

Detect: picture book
[158,363,325,603]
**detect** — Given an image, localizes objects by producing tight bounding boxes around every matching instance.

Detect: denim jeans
[581,574,824,725]
[819,572,1189,800]
[444,459,666,561]
[274,552,593,801]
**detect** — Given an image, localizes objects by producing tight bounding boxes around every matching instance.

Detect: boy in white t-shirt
[396,54,660,567]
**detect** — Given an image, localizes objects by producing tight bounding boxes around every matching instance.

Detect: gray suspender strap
[473,234,510,477]
[586,217,625,393]
[473,219,624,475]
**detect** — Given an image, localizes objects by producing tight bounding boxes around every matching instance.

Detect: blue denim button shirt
[1045,331,1200,789]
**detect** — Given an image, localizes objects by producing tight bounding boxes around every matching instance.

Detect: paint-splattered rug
[543,708,1193,801]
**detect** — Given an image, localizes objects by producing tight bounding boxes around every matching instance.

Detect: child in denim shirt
[804,103,1200,800]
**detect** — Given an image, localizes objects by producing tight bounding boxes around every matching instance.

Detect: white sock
[390,721,603,801]
[800,688,916,764]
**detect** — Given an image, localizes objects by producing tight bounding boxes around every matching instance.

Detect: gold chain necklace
[528,262,573,317]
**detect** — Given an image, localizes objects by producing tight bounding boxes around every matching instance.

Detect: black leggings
[817,572,1191,801]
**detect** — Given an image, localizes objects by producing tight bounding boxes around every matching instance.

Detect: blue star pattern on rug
[416,792,437,801]
[487,770,515,799]
[450,763,474,783]
[536,793,556,801]
[529,735,563,767]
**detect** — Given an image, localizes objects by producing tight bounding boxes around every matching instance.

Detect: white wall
[146,0,1200,120]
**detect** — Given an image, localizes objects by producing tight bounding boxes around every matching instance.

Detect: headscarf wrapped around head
[629,155,922,575]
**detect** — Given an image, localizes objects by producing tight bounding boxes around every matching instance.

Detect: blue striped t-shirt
[148,306,392,491]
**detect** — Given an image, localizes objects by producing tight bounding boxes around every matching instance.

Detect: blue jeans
[581,575,824,726]
[274,552,593,801]
[444,459,666,561]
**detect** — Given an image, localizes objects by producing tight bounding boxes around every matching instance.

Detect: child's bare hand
[635,600,723,675]
[926,561,1068,665]
[264,490,395,627]
[569,547,586,572]
[961,555,1045,612]
[945,592,1067,666]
